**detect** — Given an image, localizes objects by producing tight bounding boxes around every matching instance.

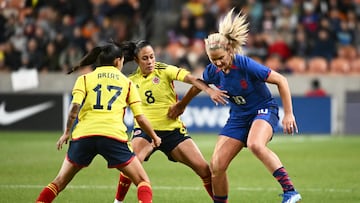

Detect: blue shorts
[67,136,135,168]
[220,106,279,146]
[132,127,190,162]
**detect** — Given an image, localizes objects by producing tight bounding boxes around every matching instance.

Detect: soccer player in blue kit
[168,8,302,203]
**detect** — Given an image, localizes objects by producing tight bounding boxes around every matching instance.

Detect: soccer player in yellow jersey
[35,43,161,203]
[113,40,228,203]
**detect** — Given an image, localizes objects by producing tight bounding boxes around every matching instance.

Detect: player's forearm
[135,115,158,140]
[191,78,213,94]
[277,78,293,115]
[178,85,201,108]
[64,103,80,134]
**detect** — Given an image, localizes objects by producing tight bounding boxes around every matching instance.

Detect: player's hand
[208,88,229,106]
[167,102,185,119]
[57,132,70,150]
[152,136,161,148]
[282,113,298,135]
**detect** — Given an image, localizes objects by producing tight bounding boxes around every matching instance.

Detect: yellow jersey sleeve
[127,81,143,117]
[71,76,86,105]
[174,67,190,82]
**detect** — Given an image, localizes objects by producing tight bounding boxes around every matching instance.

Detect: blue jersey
[203,54,278,119]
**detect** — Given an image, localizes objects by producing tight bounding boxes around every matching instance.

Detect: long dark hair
[68,40,152,74]
[67,43,124,74]
[116,40,152,63]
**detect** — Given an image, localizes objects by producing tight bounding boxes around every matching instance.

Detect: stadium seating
[307,57,328,74]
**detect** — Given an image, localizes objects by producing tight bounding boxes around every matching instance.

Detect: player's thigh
[120,156,150,185]
[171,139,209,172]
[211,135,244,172]
[132,137,154,162]
[248,106,279,146]
[248,119,273,146]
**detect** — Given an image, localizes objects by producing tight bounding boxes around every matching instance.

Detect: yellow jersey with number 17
[129,62,190,130]
[71,66,143,142]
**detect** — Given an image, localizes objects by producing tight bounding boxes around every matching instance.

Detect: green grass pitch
[0,131,359,203]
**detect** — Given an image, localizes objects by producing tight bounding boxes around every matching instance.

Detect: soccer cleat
[113,199,123,203]
[281,190,302,203]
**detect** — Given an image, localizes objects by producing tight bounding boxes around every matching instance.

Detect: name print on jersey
[97,72,120,80]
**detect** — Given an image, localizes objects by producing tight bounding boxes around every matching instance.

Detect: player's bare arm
[135,114,161,147]
[183,74,229,105]
[57,103,80,150]
[266,71,298,135]
[167,85,201,119]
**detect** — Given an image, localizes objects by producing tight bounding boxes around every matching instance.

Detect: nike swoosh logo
[0,101,55,125]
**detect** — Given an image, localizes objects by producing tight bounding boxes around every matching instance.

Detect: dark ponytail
[116,41,137,64]
[67,40,152,74]
[67,43,123,74]
[115,40,152,64]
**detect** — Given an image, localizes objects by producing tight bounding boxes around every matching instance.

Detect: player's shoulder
[154,61,177,70]
[204,63,219,74]
[154,62,181,78]
[75,71,93,82]
[118,72,131,81]
[233,54,256,68]
[128,68,141,79]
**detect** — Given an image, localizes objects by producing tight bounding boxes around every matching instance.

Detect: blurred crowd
[1,0,360,75]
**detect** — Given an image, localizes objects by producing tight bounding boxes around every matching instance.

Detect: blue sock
[273,166,295,192]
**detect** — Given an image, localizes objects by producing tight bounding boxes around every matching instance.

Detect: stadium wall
[0,73,359,134]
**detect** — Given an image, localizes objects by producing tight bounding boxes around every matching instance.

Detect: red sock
[273,167,295,192]
[137,181,152,203]
[36,183,59,203]
[202,175,214,199]
[115,173,132,201]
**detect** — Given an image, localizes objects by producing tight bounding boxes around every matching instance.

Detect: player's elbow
[134,114,147,126]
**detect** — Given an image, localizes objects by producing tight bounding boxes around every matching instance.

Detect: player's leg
[247,119,301,202]
[36,158,81,203]
[119,156,152,203]
[210,135,244,203]
[170,138,213,199]
[115,136,154,203]
[247,119,281,172]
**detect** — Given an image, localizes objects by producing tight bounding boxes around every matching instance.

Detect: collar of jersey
[96,66,118,70]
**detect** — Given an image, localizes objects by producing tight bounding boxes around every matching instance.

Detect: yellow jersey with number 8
[129,62,189,130]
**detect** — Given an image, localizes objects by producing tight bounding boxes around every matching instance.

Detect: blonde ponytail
[205,8,249,54]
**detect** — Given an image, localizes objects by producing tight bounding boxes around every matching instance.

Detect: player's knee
[195,162,211,177]
[247,142,265,155]
[210,159,227,175]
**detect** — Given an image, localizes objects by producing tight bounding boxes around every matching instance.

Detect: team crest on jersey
[240,79,248,89]
[152,76,160,84]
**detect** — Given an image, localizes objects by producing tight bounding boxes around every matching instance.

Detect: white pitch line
[0,184,353,193]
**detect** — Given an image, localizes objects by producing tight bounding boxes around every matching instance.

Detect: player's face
[136,45,156,76]
[207,48,232,72]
